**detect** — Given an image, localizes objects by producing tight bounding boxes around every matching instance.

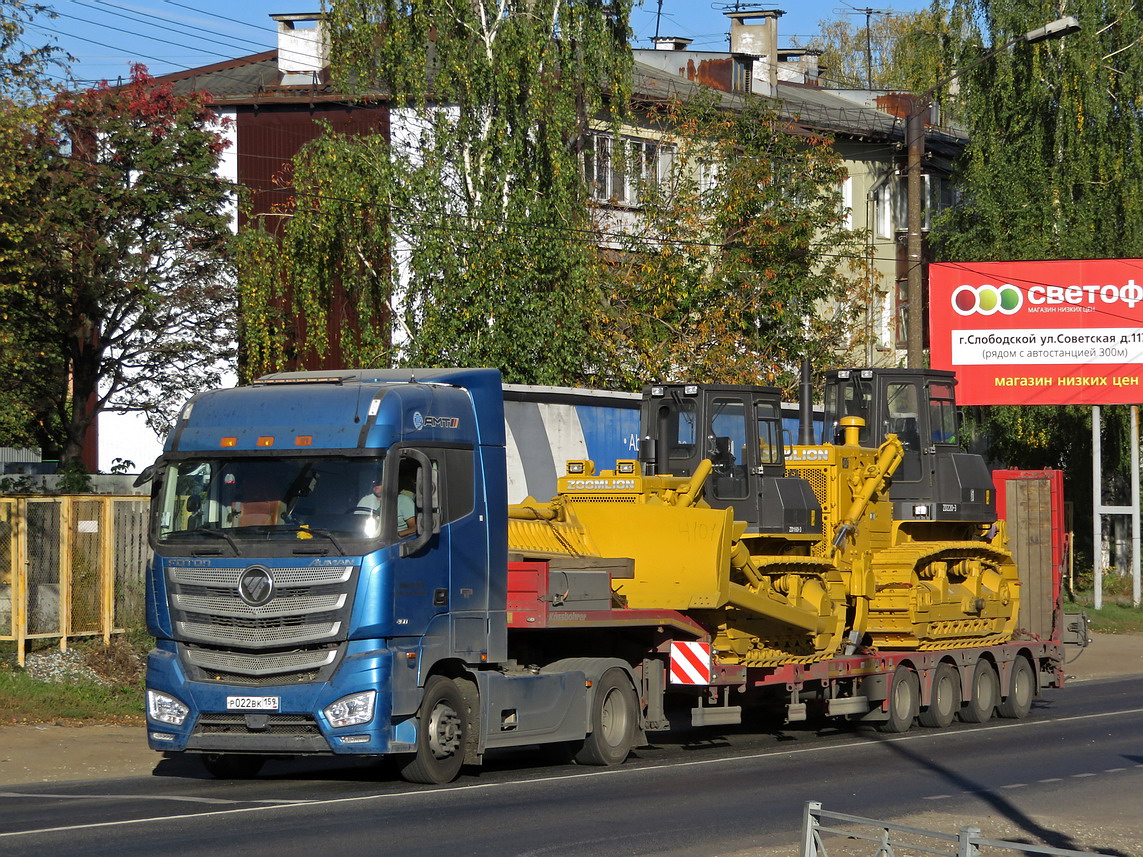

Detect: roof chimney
[652,36,693,51]
[726,9,783,95]
[272,13,328,85]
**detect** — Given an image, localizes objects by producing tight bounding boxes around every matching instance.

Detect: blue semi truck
[145,368,657,782]
[143,368,1064,783]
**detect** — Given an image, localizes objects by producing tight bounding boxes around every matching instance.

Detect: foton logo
[951,284,1023,316]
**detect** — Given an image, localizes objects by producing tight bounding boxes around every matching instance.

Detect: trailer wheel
[997,656,1035,719]
[960,659,998,723]
[575,668,638,766]
[201,753,264,779]
[400,676,468,784]
[918,663,961,729]
[879,666,919,733]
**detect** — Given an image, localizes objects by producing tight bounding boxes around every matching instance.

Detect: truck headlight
[324,690,376,728]
[147,690,190,726]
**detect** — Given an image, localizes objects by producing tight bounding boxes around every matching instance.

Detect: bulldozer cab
[823,369,995,524]
[639,383,821,537]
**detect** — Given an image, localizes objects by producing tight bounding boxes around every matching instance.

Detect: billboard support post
[1092,404,1141,610]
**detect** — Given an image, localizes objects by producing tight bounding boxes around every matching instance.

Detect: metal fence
[802,801,1106,857]
[0,495,150,665]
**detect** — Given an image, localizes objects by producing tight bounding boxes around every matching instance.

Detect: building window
[584,133,674,205]
[875,173,950,239]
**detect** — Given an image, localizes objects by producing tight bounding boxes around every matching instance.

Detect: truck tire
[918,663,960,729]
[574,668,638,766]
[997,656,1035,719]
[400,676,468,784]
[878,666,919,733]
[960,658,998,723]
[201,753,265,779]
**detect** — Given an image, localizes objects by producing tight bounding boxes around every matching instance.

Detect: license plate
[226,696,280,711]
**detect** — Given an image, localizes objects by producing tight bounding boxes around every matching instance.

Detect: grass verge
[1066,593,1143,635]
[0,634,147,726]
[0,668,143,725]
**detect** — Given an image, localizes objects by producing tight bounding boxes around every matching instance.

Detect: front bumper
[145,640,400,756]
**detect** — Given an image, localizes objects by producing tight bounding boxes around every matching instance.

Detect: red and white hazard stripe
[669,641,712,685]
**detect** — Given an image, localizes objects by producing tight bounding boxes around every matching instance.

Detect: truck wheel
[997,656,1035,719]
[201,753,264,779]
[400,676,468,784]
[960,659,998,723]
[918,663,960,729]
[878,666,918,733]
[575,668,638,766]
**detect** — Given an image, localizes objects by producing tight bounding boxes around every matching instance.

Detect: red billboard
[929,259,1143,405]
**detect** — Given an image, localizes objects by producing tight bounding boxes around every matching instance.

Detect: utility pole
[836,5,894,89]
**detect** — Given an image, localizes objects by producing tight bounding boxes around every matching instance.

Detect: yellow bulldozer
[508,376,1020,670]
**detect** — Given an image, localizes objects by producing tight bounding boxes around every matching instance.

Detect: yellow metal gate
[0,496,149,665]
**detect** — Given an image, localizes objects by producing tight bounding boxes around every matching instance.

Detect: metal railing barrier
[802,801,1107,857]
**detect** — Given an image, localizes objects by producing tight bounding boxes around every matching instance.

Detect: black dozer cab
[637,382,822,538]
[822,368,996,526]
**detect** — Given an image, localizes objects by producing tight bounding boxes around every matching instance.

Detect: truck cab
[638,383,821,538]
[822,368,996,526]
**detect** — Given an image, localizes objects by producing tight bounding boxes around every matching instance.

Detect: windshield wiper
[281,525,348,556]
[188,527,241,555]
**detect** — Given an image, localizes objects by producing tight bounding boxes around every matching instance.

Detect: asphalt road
[1,676,1141,857]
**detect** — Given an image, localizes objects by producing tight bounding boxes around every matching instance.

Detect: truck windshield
[156,456,387,543]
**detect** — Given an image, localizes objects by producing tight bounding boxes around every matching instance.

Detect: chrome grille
[194,669,321,686]
[170,565,352,587]
[184,645,337,676]
[177,617,341,646]
[173,592,346,618]
[166,561,359,669]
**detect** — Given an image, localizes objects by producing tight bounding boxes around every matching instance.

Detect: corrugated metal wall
[237,103,391,369]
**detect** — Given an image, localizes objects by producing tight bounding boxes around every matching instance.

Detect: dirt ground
[0,634,1140,853]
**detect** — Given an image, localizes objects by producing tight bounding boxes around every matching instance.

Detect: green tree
[933,0,1143,560]
[239,0,634,385]
[0,1,69,447]
[0,66,235,465]
[806,6,951,93]
[591,93,874,392]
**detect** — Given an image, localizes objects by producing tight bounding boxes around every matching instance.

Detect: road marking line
[0,792,312,805]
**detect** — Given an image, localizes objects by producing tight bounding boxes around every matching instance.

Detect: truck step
[691,705,742,727]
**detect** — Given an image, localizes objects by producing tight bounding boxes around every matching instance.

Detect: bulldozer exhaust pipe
[799,358,815,445]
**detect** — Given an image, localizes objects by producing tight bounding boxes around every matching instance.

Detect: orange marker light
[295,435,313,447]
[220,437,237,447]
[257,436,274,447]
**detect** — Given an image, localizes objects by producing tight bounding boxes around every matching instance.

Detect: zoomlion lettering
[565,478,637,491]
[787,448,830,461]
